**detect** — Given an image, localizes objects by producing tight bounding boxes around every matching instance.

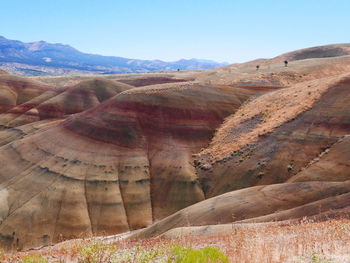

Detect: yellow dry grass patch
[200,74,350,162]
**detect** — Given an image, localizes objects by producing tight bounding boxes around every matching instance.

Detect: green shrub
[170,246,229,263]
[310,254,333,263]
[20,254,48,263]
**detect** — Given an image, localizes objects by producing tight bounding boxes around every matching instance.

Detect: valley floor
[2,218,349,263]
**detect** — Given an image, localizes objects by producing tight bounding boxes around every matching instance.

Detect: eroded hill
[0,80,253,250]
[0,44,349,251]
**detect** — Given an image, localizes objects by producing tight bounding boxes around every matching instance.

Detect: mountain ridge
[0,36,227,76]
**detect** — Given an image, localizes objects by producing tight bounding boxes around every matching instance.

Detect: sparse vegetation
[68,243,229,263]
[170,246,229,263]
[77,242,117,263]
[2,219,348,263]
[201,75,343,162]
[299,253,336,263]
[19,254,48,263]
[309,254,334,263]
[131,246,167,263]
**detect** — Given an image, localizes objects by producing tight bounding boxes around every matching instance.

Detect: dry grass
[199,74,350,162]
[1,219,349,262]
[30,71,199,87]
[196,54,350,87]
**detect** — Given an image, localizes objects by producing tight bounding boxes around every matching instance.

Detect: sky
[1,0,350,63]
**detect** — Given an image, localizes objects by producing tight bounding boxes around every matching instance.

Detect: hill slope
[0,81,253,250]
[0,43,349,251]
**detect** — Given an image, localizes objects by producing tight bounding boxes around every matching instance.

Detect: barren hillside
[0,44,349,253]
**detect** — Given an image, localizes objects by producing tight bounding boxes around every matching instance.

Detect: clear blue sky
[1,0,349,63]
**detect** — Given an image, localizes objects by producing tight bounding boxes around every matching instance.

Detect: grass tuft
[170,246,229,263]
[77,241,117,263]
[19,254,48,263]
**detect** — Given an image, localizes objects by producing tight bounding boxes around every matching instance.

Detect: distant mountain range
[0,36,228,76]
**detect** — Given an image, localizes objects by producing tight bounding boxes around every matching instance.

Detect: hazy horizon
[1,0,350,63]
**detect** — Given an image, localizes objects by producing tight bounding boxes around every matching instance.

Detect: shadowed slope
[36,78,133,119]
[116,77,188,87]
[196,76,350,197]
[0,82,253,250]
[0,78,133,128]
[130,180,350,239]
[277,44,350,61]
[0,75,53,113]
[0,90,62,127]
[286,135,350,183]
[0,119,64,147]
